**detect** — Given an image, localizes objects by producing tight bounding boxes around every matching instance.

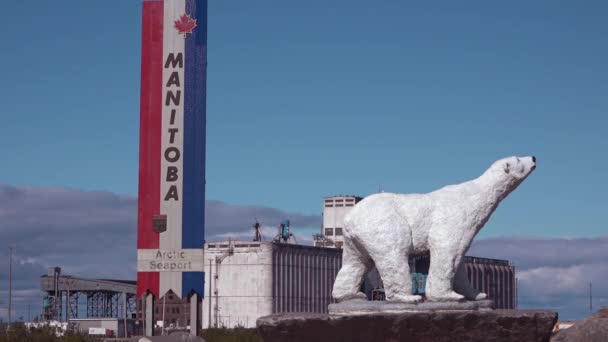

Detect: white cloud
[1,184,606,321]
[0,183,320,320]
[470,237,608,320]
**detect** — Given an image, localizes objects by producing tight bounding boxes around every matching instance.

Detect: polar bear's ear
[503,161,511,174]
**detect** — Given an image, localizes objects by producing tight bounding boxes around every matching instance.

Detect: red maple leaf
[174,14,197,38]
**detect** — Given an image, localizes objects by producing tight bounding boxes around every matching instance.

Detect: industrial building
[41,199,517,335]
[197,240,514,328]
[40,195,515,332]
[463,256,517,309]
[201,240,342,328]
[41,247,515,333]
[134,290,194,332]
[149,291,191,328]
[314,195,363,248]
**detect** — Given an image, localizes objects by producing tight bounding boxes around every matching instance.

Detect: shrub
[201,327,263,342]
[0,323,95,342]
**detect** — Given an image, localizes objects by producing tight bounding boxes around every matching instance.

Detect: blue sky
[0,0,607,321]
[0,0,608,235]
[1,1,607,239]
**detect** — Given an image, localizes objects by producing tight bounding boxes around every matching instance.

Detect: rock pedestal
[257,310,557,342]
[130,332,206,342]
[328,298,494,315]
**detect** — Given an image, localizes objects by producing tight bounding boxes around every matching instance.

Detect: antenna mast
[253,219,263,242]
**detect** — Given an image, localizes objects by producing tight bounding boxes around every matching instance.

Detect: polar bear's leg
[425,246,465,302]
[372,244,422,303]
[453,262,487,300]
[332,238,370,302]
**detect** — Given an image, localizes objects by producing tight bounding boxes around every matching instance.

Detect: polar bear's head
[486,156,536,197]
[498,156,536,179]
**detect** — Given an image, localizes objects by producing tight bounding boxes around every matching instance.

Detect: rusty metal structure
[40,267,137,321]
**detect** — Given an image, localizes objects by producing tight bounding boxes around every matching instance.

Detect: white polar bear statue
[332,156,537,303]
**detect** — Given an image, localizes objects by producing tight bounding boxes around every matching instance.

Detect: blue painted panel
[182,0,207,250]
[182,272,205,298]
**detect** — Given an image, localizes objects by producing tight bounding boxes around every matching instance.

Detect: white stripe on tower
[160,0,186,298]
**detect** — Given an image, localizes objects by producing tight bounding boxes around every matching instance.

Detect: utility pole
[590,283,593,314]
[123,292,127,338]
[208,259,212,329]
[8,246,13,328]
[66,282,70,322]
[162,295,166,335]
[515,277,519,309]
[28,304,30,322]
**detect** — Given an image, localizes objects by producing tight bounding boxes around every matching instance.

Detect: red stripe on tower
[137,0,164,298]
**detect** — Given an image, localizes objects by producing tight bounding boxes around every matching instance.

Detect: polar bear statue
[332,156,537,303]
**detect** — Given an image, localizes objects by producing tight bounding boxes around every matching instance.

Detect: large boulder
[552,309,608,342]
[130,332,206,342]
[257,310,557,342]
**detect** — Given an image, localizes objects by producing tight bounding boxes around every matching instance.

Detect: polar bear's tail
[343,210,355,235]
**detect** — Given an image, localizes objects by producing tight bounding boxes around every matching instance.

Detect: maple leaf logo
[174,14,197,38]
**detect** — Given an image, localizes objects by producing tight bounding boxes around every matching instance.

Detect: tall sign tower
[137,0,208,336]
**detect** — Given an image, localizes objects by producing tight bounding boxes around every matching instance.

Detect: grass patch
[201,327,263,342]
[0,323,96,342]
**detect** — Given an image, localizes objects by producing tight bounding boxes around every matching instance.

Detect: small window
[336,203,344,207]
[168,295,174,300]
[176,307,180,314]
[335,228,343,236]
[325,228,334,236]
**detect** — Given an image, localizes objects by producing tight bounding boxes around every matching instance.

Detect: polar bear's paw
[387,294,423,303]
[351,292,368,300]
[427,291,465,302]
[334,291,367,302]
[474,292,487,301]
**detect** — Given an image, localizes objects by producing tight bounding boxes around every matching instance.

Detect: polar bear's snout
[507,156,536,176]
[526,156,537,171]
[520,156,537,174]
